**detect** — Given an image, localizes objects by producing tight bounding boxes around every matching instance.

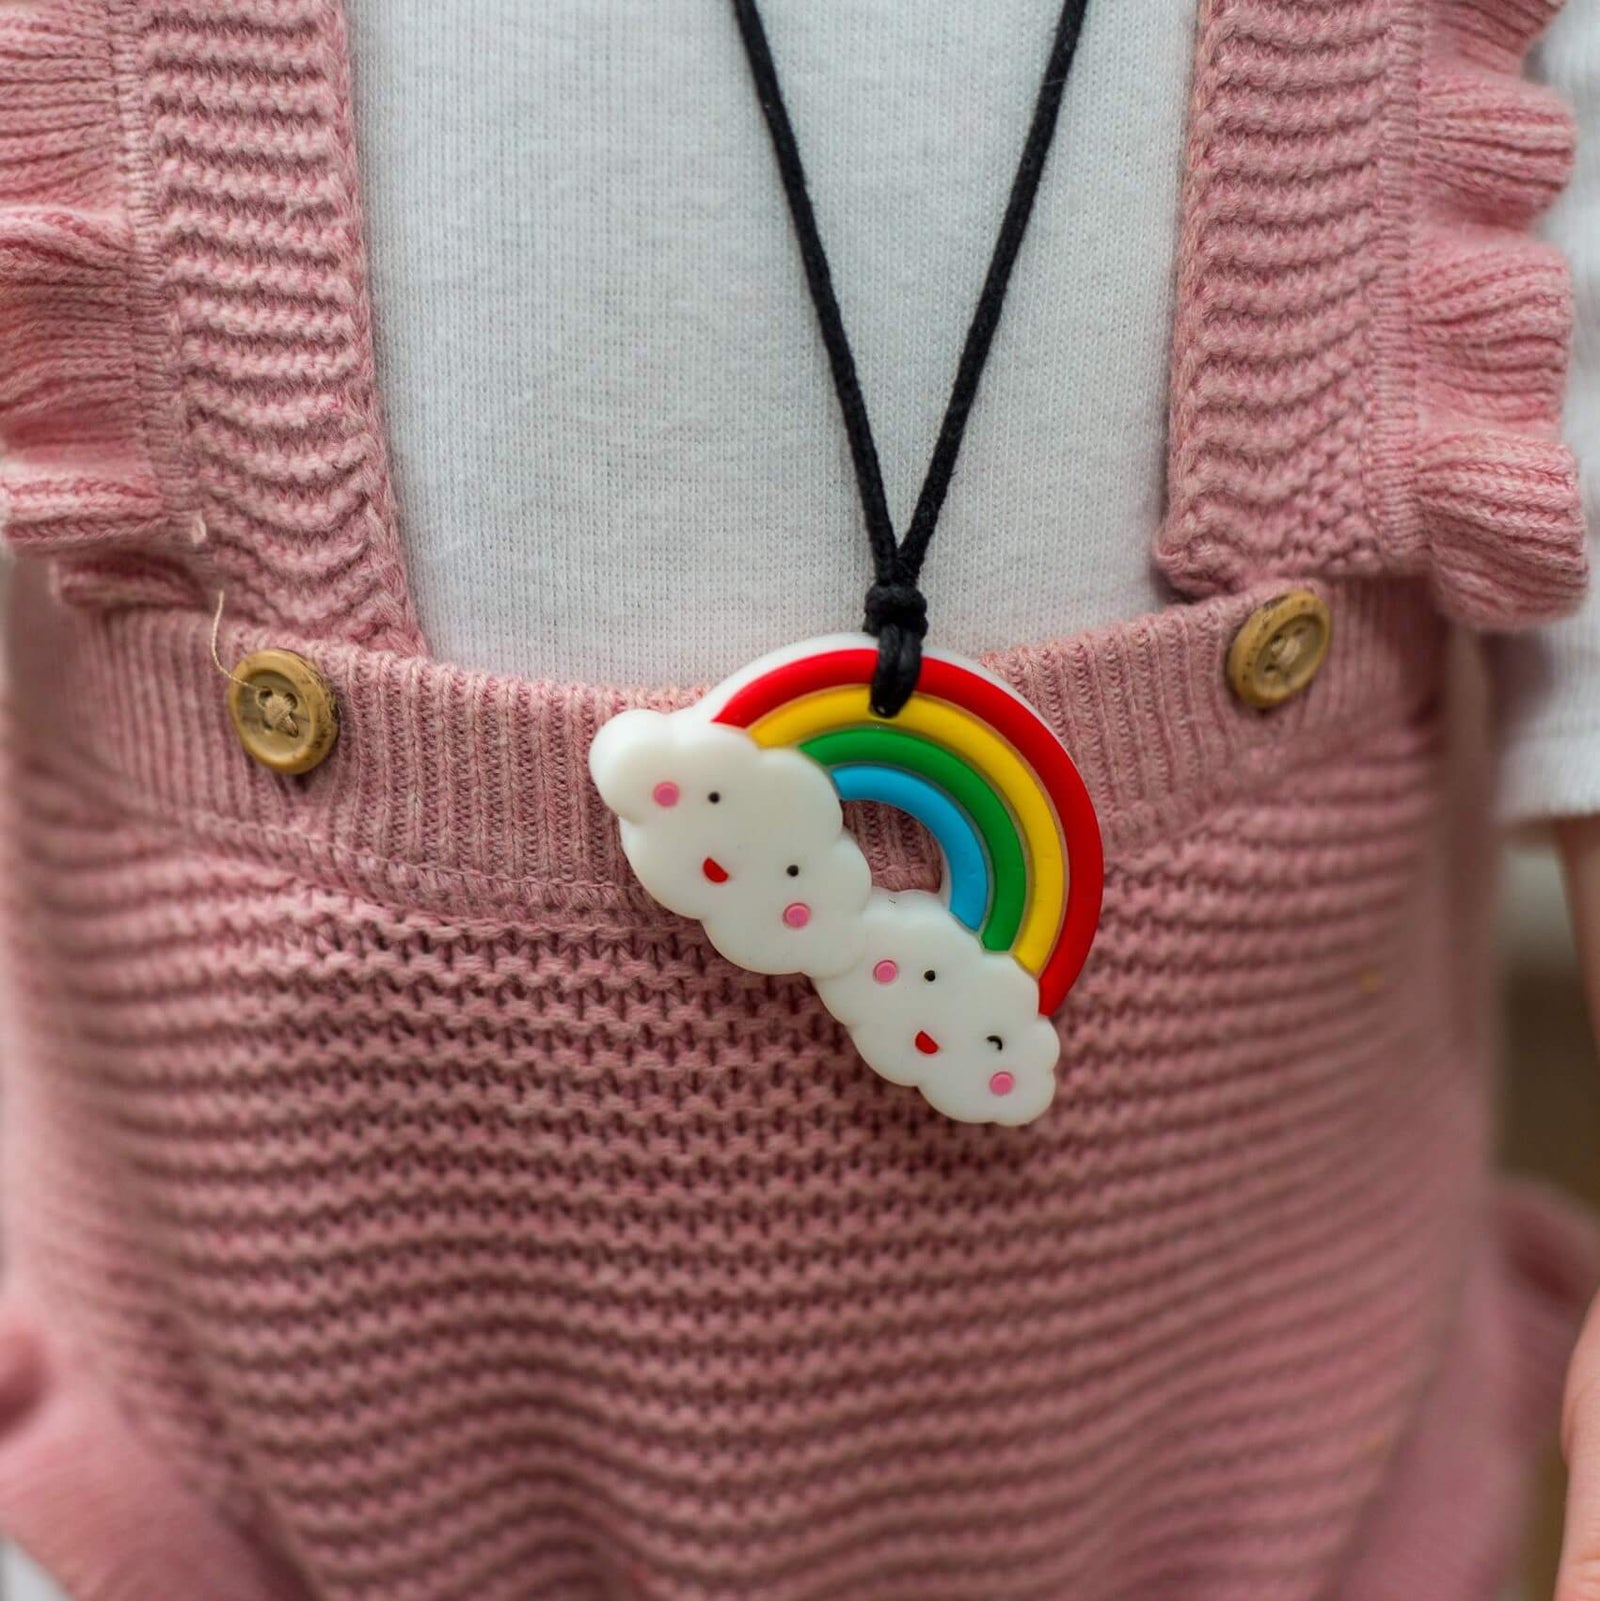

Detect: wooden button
[227,649,339,774]
[1227,591,1332,709]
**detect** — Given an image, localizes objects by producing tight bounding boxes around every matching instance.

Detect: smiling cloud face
[815,890,1061,1125]
[589,708,871,978]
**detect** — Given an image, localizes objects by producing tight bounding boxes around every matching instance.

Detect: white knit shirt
[343,0,1193,687]
[344,0,1600,818]
[1501,6,1600,819]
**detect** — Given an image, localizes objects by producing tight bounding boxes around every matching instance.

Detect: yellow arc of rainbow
[749,686,1067,975]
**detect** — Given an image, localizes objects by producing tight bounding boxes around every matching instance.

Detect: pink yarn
[1159,0,1586,625]
[0,1,1595,1599]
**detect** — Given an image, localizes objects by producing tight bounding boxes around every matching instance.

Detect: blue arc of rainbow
[713,645,1103,1014]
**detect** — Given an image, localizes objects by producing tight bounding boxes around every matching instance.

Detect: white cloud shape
[591,713,1061,1125]
[815,890,1060,1125]
[589,709,871,978]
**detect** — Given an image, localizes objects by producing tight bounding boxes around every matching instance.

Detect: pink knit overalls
[1,2,1598,1598]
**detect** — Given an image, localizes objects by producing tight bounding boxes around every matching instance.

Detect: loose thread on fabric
[208,591,252,691]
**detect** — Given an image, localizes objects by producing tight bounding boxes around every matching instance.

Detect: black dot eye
[986,1034,1004,1051]
[786,864,800,877]
[923,969,936,983]
[707,791,721,804]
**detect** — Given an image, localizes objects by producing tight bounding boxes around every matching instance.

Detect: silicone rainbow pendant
[589,636,1103,1125]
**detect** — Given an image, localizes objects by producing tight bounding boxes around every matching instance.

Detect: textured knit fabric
[0,3,1598,1601]
[341,0,1193,685]
[4,567,1595,1601]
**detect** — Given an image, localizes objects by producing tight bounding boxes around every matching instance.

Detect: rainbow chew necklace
[590,0,1103,1126]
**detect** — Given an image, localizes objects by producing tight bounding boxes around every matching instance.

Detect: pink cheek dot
[989,1071,1016,1098]
[872,960,899,984]
[651,781,680,808]
[783,902,811,929]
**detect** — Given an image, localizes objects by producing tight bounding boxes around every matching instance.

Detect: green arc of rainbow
[799,726,1026,952]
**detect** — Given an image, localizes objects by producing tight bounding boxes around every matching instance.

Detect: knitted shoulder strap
[0,0,421,651]
[1159,0,1583,630]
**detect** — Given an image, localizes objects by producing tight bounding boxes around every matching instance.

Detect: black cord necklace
[589,3,1107,1130]
[730,0,1093,716]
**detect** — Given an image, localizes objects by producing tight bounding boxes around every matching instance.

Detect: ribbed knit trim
[8,570,1443,919]
[0,0,421,651]
[1162,0,1586,632]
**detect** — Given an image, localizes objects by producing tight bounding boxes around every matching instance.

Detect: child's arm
[1554,821,1600,1600]
[1522,0,1600,1592]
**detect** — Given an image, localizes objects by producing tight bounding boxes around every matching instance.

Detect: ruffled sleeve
[1410,0,1587,627]
[0,1,195,605]
[0,0,419,636]
[1160,0,1587,632]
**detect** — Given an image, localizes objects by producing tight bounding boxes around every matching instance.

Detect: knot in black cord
[863,580,928,718]
[863,579,928,638]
